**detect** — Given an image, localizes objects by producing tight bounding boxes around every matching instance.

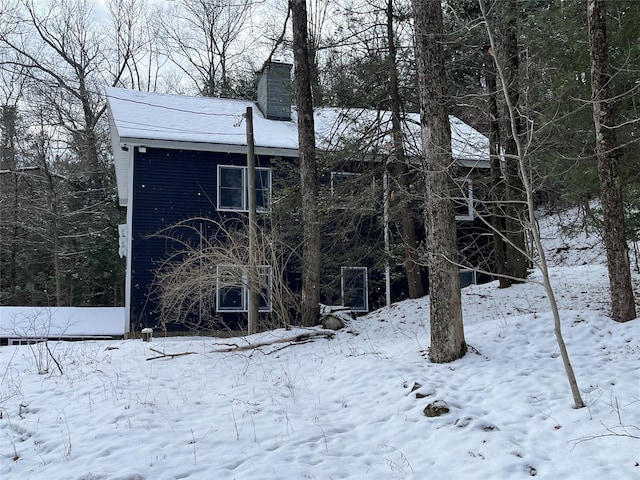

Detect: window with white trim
[453,178,474,221]
[216,265,272,312]
[217,165,271,212]
[341,266,368,312]
[331,171,377,210]
[459,269,477,288]
[331,171,360,199]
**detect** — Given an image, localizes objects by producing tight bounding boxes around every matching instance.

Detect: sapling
[479,0,585,408]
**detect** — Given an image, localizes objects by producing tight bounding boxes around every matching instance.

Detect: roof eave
[456,158,490,169]
[117,136,299,159]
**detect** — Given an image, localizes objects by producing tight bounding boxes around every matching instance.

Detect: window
[216,265,272,312]
[453,178,473,221]
[218,166,245,210]
[255,168,271,211]
[217,165,271,212]
[459,269,477,288]
[331,171,377,210]
[216,265,246,311]
[341,266,368,312]
[331,171,360,199]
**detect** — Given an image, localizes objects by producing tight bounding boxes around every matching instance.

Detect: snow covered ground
[1,214,639,479]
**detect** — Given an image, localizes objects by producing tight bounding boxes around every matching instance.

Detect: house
[106,62,491,334]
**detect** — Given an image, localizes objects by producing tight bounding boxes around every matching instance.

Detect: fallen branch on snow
[146,347,197,361]
[210,329,335,353]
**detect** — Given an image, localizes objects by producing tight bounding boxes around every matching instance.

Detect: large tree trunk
[587,0,636,322]
[412,0,466,363]
[386,0,424,299]
[290,0,321,326]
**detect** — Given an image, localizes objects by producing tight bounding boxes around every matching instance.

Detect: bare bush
[7,307,65,375]
[150,216,296,334]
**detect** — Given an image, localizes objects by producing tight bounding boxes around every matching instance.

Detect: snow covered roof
[0,306,126,338]
[314,107,489,163]
[106,87,489,205]
[106,87,299,151]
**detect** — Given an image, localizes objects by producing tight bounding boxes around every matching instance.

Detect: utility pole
[246,107,258,334]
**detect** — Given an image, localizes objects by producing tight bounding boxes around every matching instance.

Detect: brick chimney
[256,61,292,121]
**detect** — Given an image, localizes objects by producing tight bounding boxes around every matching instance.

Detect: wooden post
[141,327,153,342]
[246,107,259,335]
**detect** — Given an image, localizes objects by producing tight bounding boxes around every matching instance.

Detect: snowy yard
[1,216,639,479]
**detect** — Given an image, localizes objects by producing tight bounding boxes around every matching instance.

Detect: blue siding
[130,147,271,331]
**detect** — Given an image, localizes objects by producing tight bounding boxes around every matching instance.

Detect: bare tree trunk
[587,0,636,323]
[0,105,19,302]
[37,134,63,306]
[47,174,62,306]
[412,0,466,363]
[485,58,509,288]
[290,0,321,326]
[386,0,424,299]
[9,175,19,301]
[306,0,330,106]
[496,0,528,283]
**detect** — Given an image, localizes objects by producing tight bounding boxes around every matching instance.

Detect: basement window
[453,178,474,221]
[216,265,272,313]
[459,269,477,288]
[217,165,271,212]
[341,266,368,312]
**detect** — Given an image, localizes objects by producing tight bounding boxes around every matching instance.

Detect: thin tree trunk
[386,0,424,299]
[78,75,105,202]
[9,176,19,301]
[41,151,62,305]
[290,0,321,326]
[497,0,527,282]
[485,55,509,288]
[587,0,636,322]
[412,0,466,363]
[1,105,19,302]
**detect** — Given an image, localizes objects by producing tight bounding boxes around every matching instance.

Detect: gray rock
[423,400,450,417]
[322,314,345,330]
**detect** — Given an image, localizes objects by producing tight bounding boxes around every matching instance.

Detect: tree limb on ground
[210,329,335,353]
[146,347,197,361]
[144,330,335,360]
